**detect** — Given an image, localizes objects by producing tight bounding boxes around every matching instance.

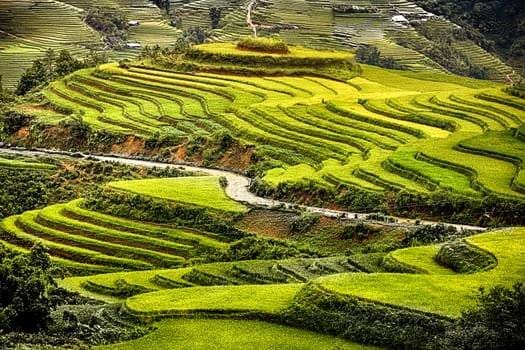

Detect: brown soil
[110,135,145,155]
[14,126,31,139]
[218,144,255,169]
[236,209,296,239]
[173,144,188,160]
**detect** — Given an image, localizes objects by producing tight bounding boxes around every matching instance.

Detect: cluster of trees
[0,243,56,332]
[16,49,107,95]
[355,45,397,69]
[84,8,128,39]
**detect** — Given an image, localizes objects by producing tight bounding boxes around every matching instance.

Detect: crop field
[107,176,247,213]
[0,0,179,89]
[49,225,524,348]
[31,43,525,209]
[318,227,525,317]
[0,156,57,170]
[97,318,379,350]
[57,227,523,319]
[0,185,230,273]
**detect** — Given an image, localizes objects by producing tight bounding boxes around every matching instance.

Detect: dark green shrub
[403,223,457,246]
[289,212,319,233]
[280,283,450,350]
[435,240,497,273]
[341,223,381,240]
[437,283,525,350]
[0,242,56,333]
[236,36,290,54]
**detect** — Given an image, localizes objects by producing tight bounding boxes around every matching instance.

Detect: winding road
[0,148,487,232]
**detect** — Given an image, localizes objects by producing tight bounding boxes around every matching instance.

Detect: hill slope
[0,0,517,89]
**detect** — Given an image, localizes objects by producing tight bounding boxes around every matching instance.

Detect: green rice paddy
[97,318,380,350]
[107,176,247,213]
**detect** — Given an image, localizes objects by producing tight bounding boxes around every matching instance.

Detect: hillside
[1,159,522,349]
[5,42,523,226]
[0,0,518,89]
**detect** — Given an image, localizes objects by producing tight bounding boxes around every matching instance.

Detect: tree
[16,58,48,95]
[55,50,85,77]
[173,26,208,51]
[355,45,381,65]
[437,283,525,349]
[209,7,222,29]
[0,75,14,103]
[0,242,56,332]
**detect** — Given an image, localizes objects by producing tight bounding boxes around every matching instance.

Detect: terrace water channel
[1,148,486,232]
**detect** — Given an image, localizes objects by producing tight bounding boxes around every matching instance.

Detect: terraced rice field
[318,227,525,317]
[37,43,525,204]
[0,195,229,274]
[98,318,379,350]
[0,0,514,88]
[0,0,180,89]
[107,176,248,213]
[60,227,525,320]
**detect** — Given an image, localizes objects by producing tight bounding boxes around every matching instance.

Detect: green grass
[124,283,304,317]
[0,157,57,170]
[387,245,457,275]
[192,42,355,60]
[318,228,525,318]
[97,318,380,350]
[107,176,247,213]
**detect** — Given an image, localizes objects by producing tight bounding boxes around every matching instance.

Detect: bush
[403,223,457,246]
[0,242,56,333]
[435,240,496,273]
[227,236,311,261]
[289,212,319,233]
[236,36,290,54]
[341,223,380,240]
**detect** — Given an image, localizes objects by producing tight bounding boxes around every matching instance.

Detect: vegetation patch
[123,283,303,318]
[97,318,377,350]
[107,176,247,214]
[236,36,290,54]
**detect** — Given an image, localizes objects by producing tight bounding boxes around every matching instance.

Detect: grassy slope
[318,227,525,317]
[97,318,381,350]
[123,283,304,316]
[107,176,247,213]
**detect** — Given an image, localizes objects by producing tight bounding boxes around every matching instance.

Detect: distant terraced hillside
[0,0,179,89]
[171,0,513,80]
[0,0,515,89]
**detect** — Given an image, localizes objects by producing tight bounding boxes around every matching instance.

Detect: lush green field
[108,176,247,213]
[0,176,234,272]
[318,227,525,317]
[123,283,303,317]
[98,318,380,350]
[0,156,57,170]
